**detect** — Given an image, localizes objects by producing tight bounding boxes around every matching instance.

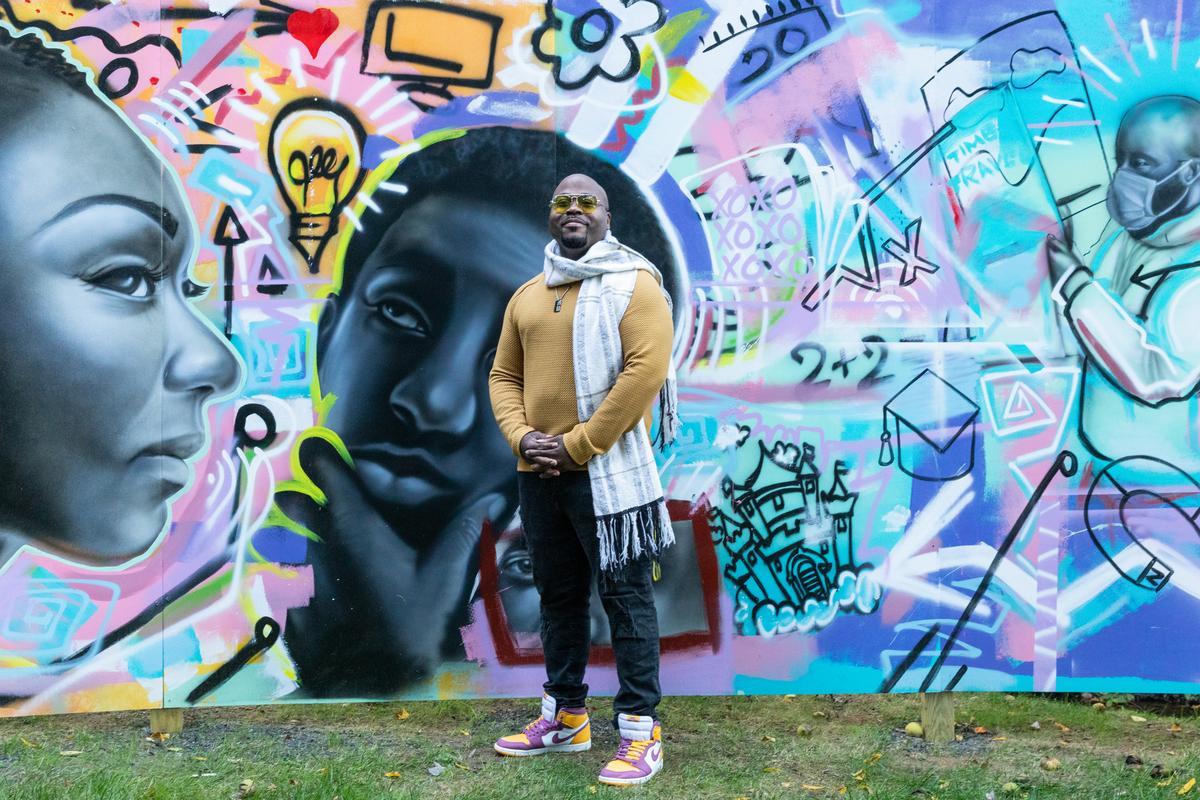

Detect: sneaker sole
[494,740,592,757]
[598,762,662,786]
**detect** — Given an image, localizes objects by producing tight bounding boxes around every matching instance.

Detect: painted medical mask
[1107,159,1199,233]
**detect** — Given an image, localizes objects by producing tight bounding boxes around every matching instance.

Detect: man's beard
[561,230,588,250]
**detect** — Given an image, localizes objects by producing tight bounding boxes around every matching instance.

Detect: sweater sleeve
[562,271,673,464]
[1063,273,1200,405]
[488,290,535,457]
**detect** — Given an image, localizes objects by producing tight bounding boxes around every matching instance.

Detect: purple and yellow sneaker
[493,694,591,757]
[598,713,663,786]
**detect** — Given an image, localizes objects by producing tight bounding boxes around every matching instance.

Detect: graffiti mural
[3,0,1200,715]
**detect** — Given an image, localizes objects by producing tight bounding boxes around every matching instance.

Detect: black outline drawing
[1083,456,1200,592]
[878,369,979,482]
[711,441,877,633]
[881,218,940,287]
[531,0,666,91]
[801,11,1106,313]
[213,204,249,339]
[360,0,502,89]
[265,97,367,274]
[699,0,816,53]
[880,450,1078,693]
[185,616,280,704]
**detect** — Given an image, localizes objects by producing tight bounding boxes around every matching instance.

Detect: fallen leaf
[384,772,401,779]
[853,769,866,782]
[1002,782,1020,794]
[761,735,776,743]
[992,736,1008,742]
[802,786,824,792]
[1153,765,1175,780]
[147,731,170,743]
[1172,723,1184,733]
[813,711,827,719]
[1181,778,1197,796]
[1054,722,1071,732]
[796,724,813,737]
[973,726,989,734]
[904,722,924,737]
[588,787,598,795]
[457,729,471,737]
[781,783,793,790]
[395,709,410,721]
[19,737,39,749]
[428,762,446,777]
[1161,780,1177,788]
[166,747,182,753]
[1131,715,1148,723]
[58,750,82,757]
[1126,755,1144,767]
[1042,758,1062,771]
[193,756,208,762]
[1092,702,1107,711]
[1030,721,1041,730]
[865,752,881,765]
[763,767,779,773]
[453,762,470,771]
[237,778,255,798]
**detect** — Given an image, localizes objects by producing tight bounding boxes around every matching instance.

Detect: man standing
[1048,95,1200,475]
[488,173,678,786]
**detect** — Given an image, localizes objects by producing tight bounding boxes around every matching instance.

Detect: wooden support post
[920,692,955,744]
[149,708,184,735]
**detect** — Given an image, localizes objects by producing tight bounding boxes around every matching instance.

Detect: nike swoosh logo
[548,721,588,745]
[646,745,662,766]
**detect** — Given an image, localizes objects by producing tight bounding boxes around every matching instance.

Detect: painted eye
[183,278,210,299]
[90,265,162,298]
[500,547,534,582]
[378,299,429,336]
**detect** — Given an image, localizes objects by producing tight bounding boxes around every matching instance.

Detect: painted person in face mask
[1048,95,1200,473]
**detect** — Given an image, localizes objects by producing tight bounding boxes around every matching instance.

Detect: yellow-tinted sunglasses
[549,193,602,213]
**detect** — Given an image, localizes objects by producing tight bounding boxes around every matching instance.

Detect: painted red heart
[287,8,338,59]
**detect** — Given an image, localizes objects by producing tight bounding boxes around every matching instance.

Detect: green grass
[0,694,1197,799]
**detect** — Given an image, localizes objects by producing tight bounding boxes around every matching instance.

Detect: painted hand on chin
[284,436,494,694]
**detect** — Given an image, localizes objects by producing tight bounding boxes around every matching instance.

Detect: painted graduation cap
[879,369,979,481]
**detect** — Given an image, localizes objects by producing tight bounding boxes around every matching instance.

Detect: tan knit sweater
[488,269,674,471]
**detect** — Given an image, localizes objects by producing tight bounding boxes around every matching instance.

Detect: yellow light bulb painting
[267,98,367,273]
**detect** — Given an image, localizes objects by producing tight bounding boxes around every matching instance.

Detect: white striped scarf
[543,233,679,572]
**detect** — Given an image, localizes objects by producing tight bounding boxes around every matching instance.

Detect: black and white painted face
[317,194,540,547]
[0,87,241,564]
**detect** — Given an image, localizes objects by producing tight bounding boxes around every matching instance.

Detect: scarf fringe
[596,498,675,573]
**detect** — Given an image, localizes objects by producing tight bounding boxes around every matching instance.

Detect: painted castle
[714,441,860,611]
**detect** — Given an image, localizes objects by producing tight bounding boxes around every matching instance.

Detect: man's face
[1115,112,1196,181]
[317,194,540,546]
[548,175,610,257]
[1111,109,1200,235]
